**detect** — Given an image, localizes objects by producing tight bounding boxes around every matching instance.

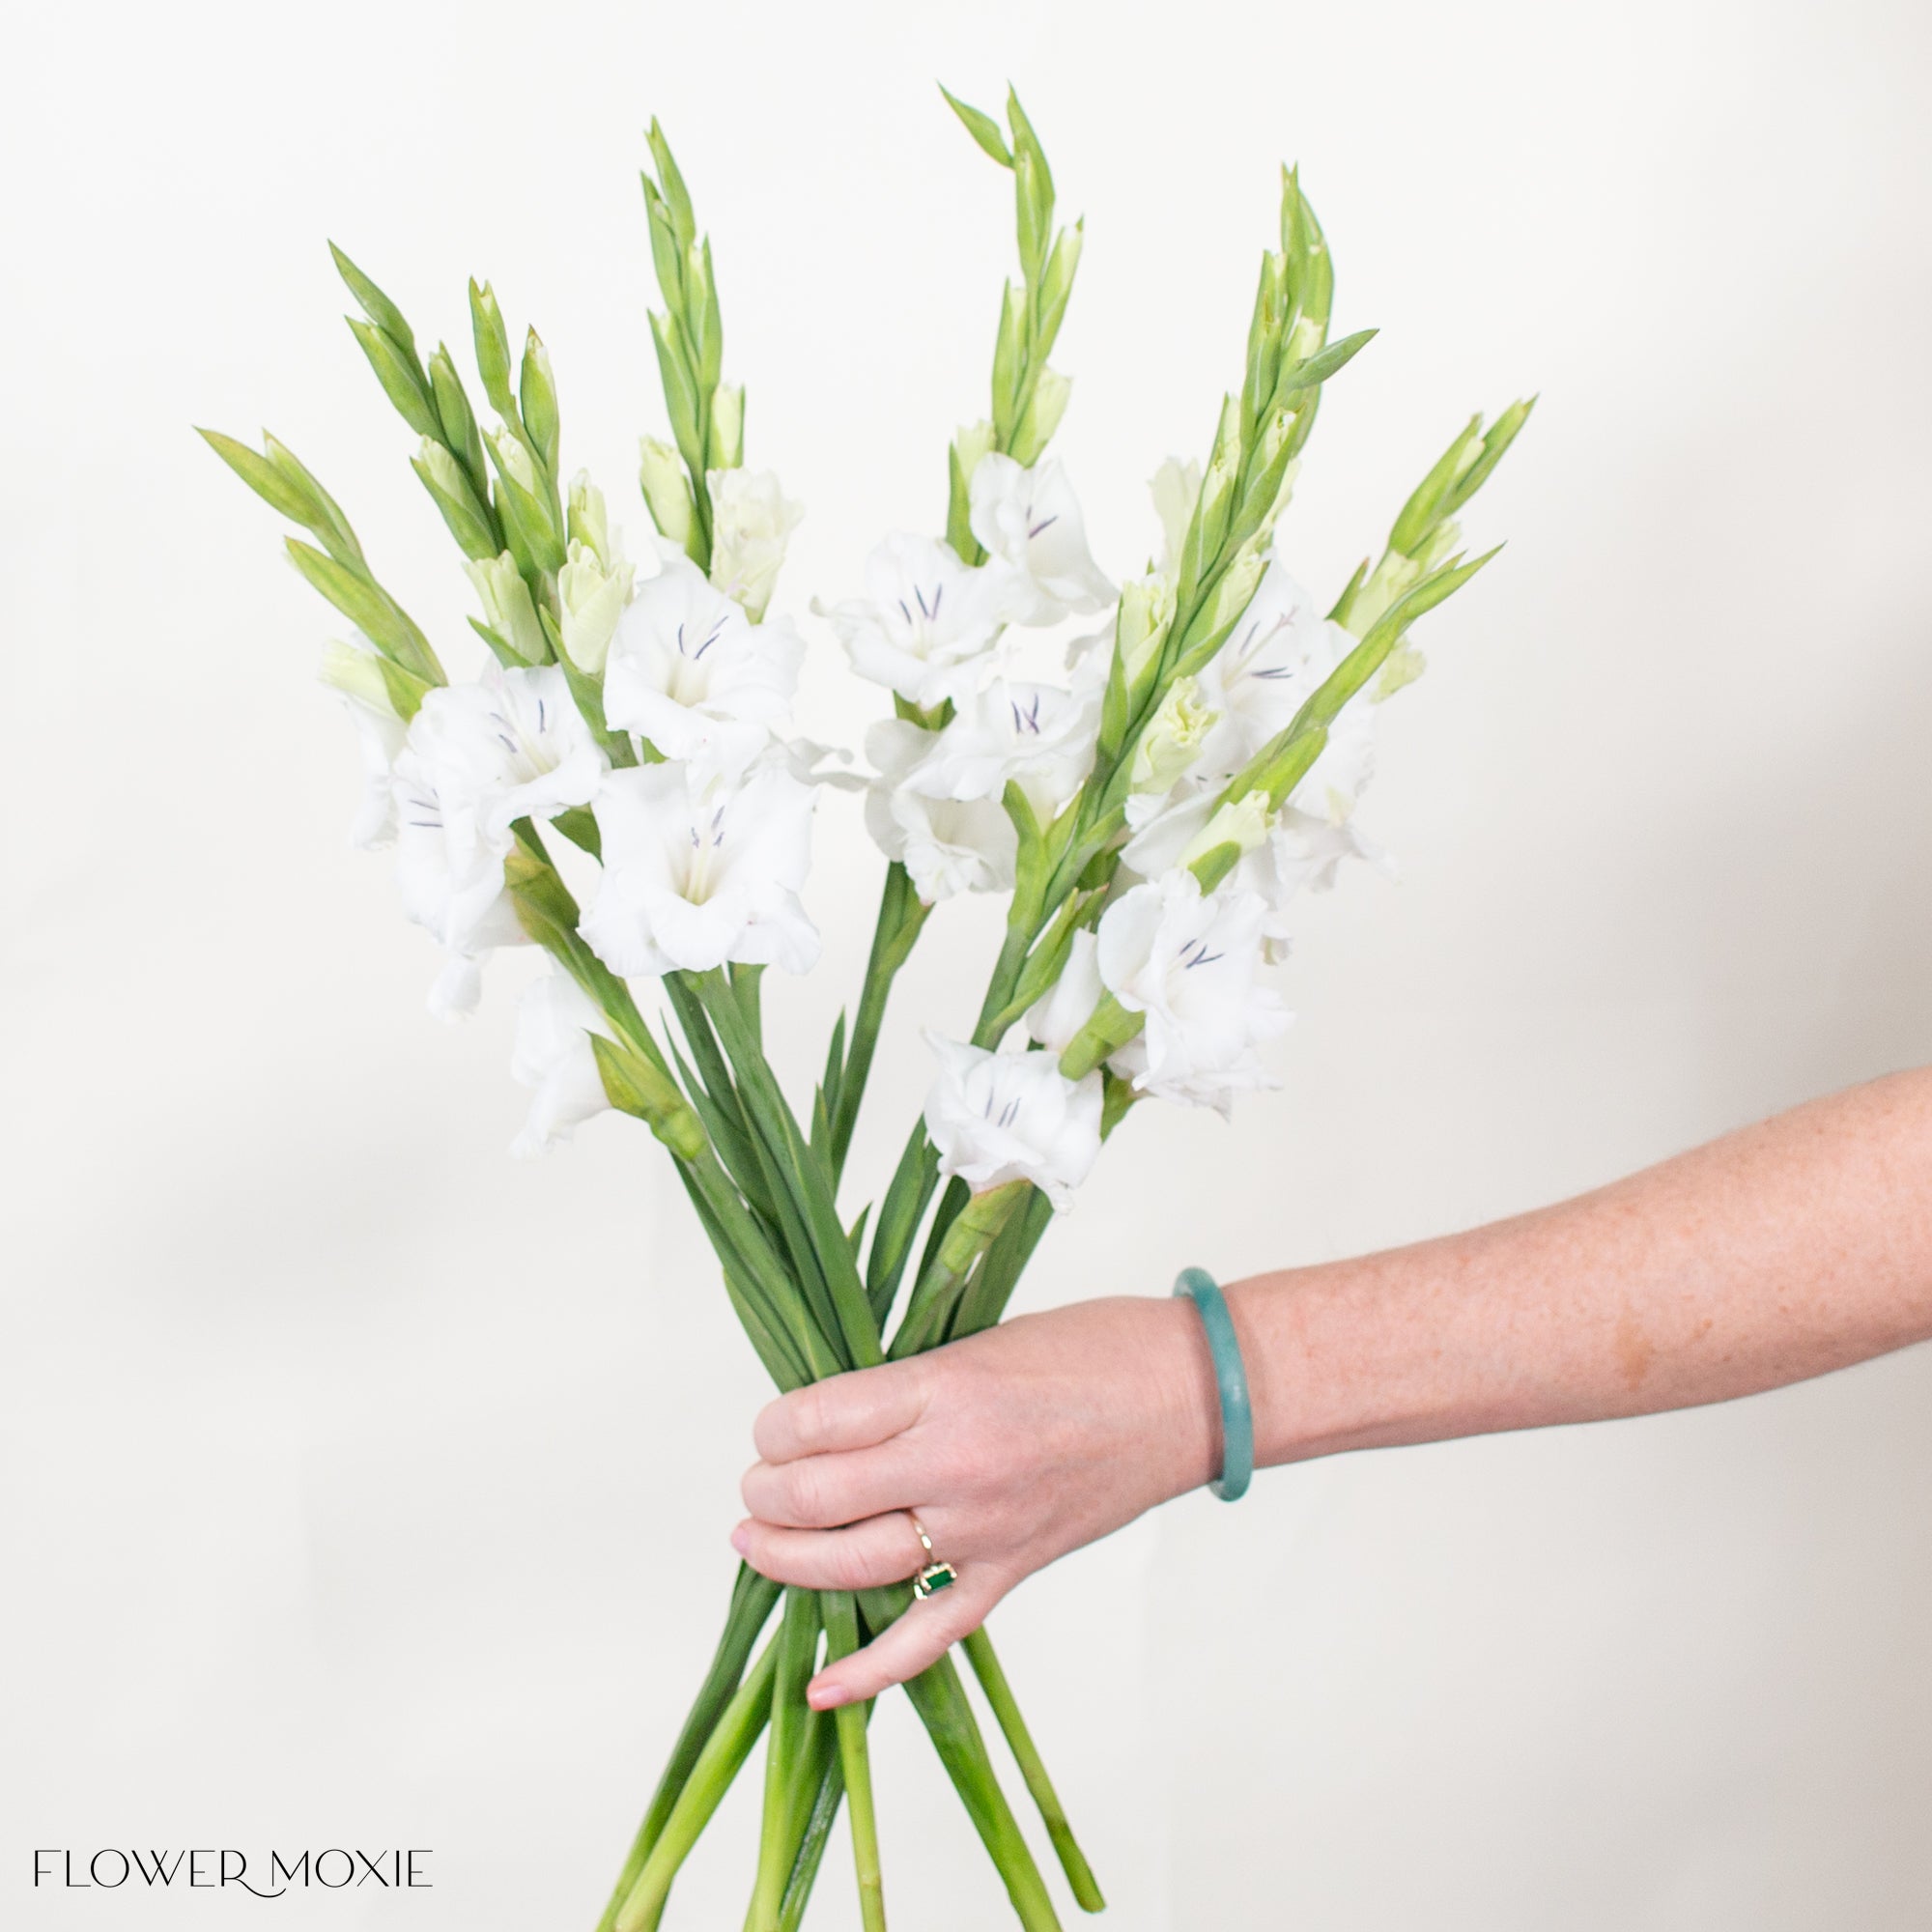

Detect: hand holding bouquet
[206,84,1528,1932]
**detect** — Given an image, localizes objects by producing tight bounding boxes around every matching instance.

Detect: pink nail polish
[809,1683,846,1710]
[729,1523,752,1555]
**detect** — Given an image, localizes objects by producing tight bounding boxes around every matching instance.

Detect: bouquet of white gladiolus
[207,86,1528,1932]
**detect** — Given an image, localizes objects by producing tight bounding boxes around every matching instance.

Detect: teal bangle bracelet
[1173,1266,1254,1502]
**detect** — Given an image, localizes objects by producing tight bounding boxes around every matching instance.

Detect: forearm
[1227,1066,1932,1466]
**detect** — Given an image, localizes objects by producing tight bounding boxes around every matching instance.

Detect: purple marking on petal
[1026,515,1060,539]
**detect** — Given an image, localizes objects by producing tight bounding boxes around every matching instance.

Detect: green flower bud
[708,382,744,471]
[558,540,632,674]
[469,279,514,417]
[953,419,996,491]
[1201,541,1267,639]
[465,552,548,665]
[639,436,695,548]
[427,344,485,479]
[1130,675,1218,794]
[346,317,439,438]
[520,330,560,473]
[318,637,394,711]
[1010,365,1070,467]
[1347,530,1455,637]
[1118,571,1177,684]
[412,437,497,560]
[567,470,614,567]
[1181,789,1272,869]
[1283,314,1326,366]
[489,425,541,497]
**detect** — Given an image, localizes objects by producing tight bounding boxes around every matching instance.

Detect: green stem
[890,1180,1027,1360]
[749,1590,822,1931]
[948,1186,1056,1343]
[963,1630,1104,1913]
[884,1632,1063,1932]
[823,1591,888,1932]
[830,865,929,1182]
[595,1566,783,1932]
[614,1634,781,1932]
[777,1752,845,1932]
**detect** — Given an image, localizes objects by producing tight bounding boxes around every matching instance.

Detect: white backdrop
[6,1,1932,1926]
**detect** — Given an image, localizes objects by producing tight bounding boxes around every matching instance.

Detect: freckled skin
[738,1068,1932,1707]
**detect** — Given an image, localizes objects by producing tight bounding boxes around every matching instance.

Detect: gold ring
[907,1513,957,1600]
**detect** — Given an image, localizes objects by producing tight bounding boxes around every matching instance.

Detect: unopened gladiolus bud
[1200,541,1268,639]
[1346,534,1454,638]
[416,434,467,501]
[467,552,548,665]
[521,331,560,470]
[953,419,996,487]
[427,344,484,475]
[319,637,394,712]
[1118,572,1176,683]
[567,470,614,567]
[1180,789,1271,869]
[639,436,695,549]
[706,468,803,620]
[469,279,514,416]
[1150,457,1202,574]
[1283,314,1326,367]
[709,382,744,469]
[412,437,497,560]
[1263,452,1302,532]
[1130,676,1217,794]
[1010,365,1070,466]
[558,541,632,674]
[489,425,542,498]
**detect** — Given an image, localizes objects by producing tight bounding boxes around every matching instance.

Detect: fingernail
[808,1680,847,1710]
[729,1522,752,1555]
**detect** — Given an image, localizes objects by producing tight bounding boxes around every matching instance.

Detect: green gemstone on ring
[914,1562,957,1599]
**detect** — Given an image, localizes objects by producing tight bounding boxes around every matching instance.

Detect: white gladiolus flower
[602,554,804,776]
[1193,560,1354,778]
[582,756,819,977]
[404,664,610,847]
[707,468,804,621]
[898,676,1100,815]
[1025,928,1104,1057]
[1120,785,1386,964]
[923,1034,1104,1209]
[863,720,1015,902]
[346,700,407,849]
[1096,871,1289,1114]
[391,753,528,1020]
[510,970,617,1158]
[388,665,605,1017]
[969,453,1116,622]
[320,637,407,849]
[824,532,1006,709]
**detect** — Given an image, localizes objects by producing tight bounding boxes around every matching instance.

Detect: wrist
[1146,1291,1231,1499]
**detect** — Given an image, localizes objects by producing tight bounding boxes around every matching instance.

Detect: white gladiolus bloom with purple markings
[582,755,820,978]
[603,553,804,776]
[923,1033,1104,1208]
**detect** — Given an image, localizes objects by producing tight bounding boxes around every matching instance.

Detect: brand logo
[32,1850,432,1899]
